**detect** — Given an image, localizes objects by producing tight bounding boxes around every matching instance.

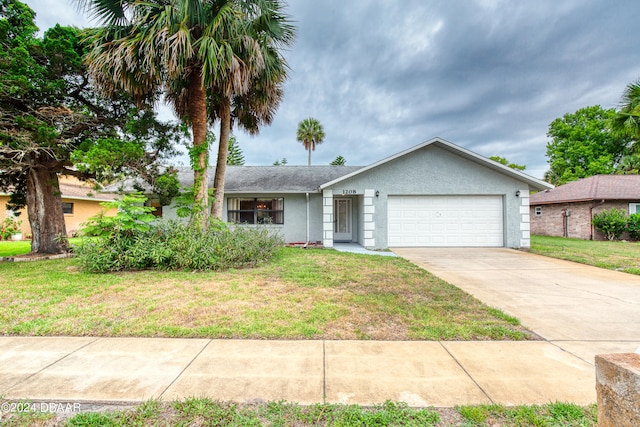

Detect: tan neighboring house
[0,176,117,239]
[530,175,640,240]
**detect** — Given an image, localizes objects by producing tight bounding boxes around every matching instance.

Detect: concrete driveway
[392,248,640,363]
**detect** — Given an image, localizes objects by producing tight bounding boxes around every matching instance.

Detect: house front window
[629,203,640,215]
[62,202,74,215]
[227,198,284,224]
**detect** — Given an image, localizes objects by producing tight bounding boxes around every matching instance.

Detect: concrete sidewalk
[0,336,618,408]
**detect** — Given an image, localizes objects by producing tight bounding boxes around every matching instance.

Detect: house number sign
[342,190,356,195]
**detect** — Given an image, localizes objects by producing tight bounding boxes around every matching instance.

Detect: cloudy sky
[30,0,640,178]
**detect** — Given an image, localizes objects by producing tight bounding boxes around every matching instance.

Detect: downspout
[304,192,310,248]
[589,205,594,240]
[562,208,569,238]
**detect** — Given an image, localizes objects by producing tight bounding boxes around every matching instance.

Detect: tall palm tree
[210,14,292,218]
[75,0,294,226]
[613,80,640,146]
[297,117,325,166]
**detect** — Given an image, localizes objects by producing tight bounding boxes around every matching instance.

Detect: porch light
[375,190,380,198]
[515,190,521,197]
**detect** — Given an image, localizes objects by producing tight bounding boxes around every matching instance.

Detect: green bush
[627,214,640,241]
[592,208,628,241]
[76,196,283,273]
[76,220,283,273]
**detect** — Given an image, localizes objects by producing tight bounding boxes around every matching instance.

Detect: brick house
[530,175,640,240]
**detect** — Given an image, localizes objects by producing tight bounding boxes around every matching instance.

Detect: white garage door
[388,195,504,247]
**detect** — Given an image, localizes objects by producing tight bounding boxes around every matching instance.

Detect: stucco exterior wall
[215,193,324,244]
[530,200,635,240]
[1,195,115,238]
[63,198,116,236]
[324,145,532,249]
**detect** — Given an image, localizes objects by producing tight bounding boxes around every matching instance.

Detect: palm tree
[75,0,294,226]
[613,80,640,145]
[211,30,292,218]
[297,117,325,166]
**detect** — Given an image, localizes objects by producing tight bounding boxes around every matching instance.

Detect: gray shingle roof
[108,166,362,193]
[531,175,640,204]
[223,165,363,193]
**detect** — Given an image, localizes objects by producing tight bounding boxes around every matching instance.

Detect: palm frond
[73,0,132,26]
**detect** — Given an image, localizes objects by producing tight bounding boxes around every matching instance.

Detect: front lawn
[530,235,640,275]
[0,247,530,340]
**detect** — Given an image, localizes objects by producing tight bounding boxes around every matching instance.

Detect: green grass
[0,247,530,340]
[0,238,83,257]
[0,399,597,426]
[457,402,597,426]
[530,235,640,274]
[0,240,31,257]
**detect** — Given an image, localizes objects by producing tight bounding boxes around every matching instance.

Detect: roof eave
[224,190,321,194]
[531,198,595,205]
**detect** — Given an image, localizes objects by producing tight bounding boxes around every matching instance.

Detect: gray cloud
[30,0,640,178]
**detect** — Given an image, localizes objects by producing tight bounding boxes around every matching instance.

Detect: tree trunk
[212,96,231,220]
[308,146,311,166]
[188,68,210,229]
[26,167,68,254]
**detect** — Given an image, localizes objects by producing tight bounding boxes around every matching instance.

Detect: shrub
[627,214,640,240]
[81,193,156,237]
[76,218,283,273]
[592,208,628,241]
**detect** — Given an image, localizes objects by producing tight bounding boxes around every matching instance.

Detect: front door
[334,198,352,242]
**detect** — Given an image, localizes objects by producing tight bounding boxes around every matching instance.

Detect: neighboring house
[0,175,117,238]
[530,174,640,240]
[164,137,551,249]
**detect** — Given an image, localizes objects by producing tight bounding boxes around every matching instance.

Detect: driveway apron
[392,248,640,362]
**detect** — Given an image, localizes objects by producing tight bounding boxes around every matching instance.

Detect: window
[629,203,640,215]
[227,198,284,224]
[146,202,163,218]
[62,202,74,215]
[534,206,542,216]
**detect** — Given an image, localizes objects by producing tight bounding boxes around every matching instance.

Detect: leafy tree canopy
[330,155,346,166]
[0,0,181,253]
[544,105,631,186]
[489,155,525,171]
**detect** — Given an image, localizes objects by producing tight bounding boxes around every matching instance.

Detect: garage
[388,195,504,247]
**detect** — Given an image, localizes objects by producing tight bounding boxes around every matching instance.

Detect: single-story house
[0,175,117,239]
[530,174,640,240]
[164,137,551,249]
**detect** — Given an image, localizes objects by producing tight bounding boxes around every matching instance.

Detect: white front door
[334,198,352,242]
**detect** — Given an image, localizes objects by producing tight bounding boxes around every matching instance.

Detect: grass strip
[530,235,640,275]
[0,398,597,426]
